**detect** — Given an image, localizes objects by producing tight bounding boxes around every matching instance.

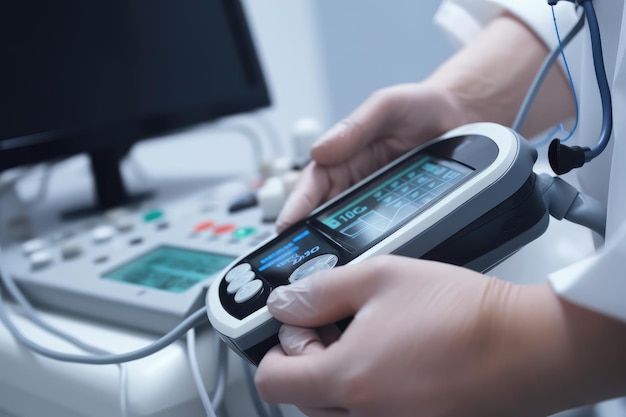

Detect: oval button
[227,270,255,294]
[225,263,252,283]
[234,279,263,303]
[289,254,338,283]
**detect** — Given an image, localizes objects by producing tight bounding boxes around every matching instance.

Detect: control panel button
[227,270,255,294]
[30,250,53,270]
[22,239,47,256]
[143,210,164,223]
[225,263,252,282]
[289,254,338,283]
[214,224,236,235]
[233,227,256,239]
[234,279,263,303]
[91,225,116,244]
[61,240,82,260]
[113,217,134,233]
[194,221,214,233]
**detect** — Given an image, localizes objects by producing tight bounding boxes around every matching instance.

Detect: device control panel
[2,181,274,333]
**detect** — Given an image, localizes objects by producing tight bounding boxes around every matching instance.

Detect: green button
[233,227,256,239]
[144,210,164,222]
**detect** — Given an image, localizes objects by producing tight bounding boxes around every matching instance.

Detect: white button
[22,239,47,255]
[226,271,255,294]
[61,240,82,259]
[234,279,263,303]
[289,254,338,283]
[105,208,131,222]
[225,263,252,283]
[30,250,53,270]
[113,217,134,232]
[91,225,116,243]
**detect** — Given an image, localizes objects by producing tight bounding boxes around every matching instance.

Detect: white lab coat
[435,1,626,415]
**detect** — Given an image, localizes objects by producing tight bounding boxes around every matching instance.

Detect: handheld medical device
[207,122,551,365]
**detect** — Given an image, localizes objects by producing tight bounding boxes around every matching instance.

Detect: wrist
[485,282,626,415]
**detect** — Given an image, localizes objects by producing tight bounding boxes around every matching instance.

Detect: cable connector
[548,139,591,175]
[536,173,606,237]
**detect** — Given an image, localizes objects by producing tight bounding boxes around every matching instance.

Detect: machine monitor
[0,0,270,210]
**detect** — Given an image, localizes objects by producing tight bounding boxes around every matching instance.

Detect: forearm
[487,282,626,415]
[425,13,575,138]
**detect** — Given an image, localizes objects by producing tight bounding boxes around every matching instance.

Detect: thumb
[266,264,372,327]
[310,91,394,166]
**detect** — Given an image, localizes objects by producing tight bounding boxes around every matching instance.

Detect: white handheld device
[207,123,549,365]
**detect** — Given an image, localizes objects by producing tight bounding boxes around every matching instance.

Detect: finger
[275,163,330,232]
[278,324,326,356]
[266,260,383,327]
[255,345,339,406]
[311,92,396,165]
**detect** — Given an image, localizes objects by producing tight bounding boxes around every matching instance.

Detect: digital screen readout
[249,228,331,284]
[103,246,235,293]
[316,155,473,250]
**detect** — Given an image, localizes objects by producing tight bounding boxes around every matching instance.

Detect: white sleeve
[549,220,626,323]
[433,0,578,51]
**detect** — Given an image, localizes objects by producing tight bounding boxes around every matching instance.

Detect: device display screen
[315,154,473,251]
[248,228,333,284]
[103,246,235,293]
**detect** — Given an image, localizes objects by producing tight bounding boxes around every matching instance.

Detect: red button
[194,221,214,232]
[214,224,236,235]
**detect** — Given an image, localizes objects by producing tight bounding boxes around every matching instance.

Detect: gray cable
[212,333,229,411]
[0,252,207,364]
[512,10,586,133]
[0,211,128,416]
[536,173,606,237]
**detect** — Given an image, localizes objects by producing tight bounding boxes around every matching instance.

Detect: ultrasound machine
[0,2,606,417]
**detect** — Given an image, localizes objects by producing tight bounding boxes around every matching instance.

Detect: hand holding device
[255,255,533,417]
[275,84,464,232]
[207,122,549,365]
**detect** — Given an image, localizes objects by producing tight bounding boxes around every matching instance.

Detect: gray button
[30,250,53,270]
[234,279,263,303]
[61,240,82,260]
[289,254,338,283]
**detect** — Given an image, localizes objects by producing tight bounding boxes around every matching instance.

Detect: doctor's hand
[255,255,626,417]
[276,12,575,233]
[275,83,465,232]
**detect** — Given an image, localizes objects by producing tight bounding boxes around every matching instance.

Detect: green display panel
[103,246,235,293]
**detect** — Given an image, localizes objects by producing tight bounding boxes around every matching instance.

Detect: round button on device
[91,225,116,244]
[234,279,263,303]
[30,250,53,270]
[225,263,252,283]
[289,254,338,283]
[227,270,255,294]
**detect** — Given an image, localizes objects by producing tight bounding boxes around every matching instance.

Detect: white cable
[211,331,228,411]
[186,328,218,417]
[0,208,128,417]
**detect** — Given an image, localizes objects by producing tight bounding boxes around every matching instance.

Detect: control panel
[2,181,274,333]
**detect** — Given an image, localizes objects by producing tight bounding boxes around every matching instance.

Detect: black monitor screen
[0,0,270,208]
